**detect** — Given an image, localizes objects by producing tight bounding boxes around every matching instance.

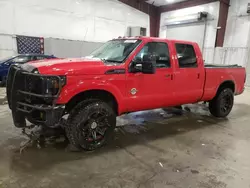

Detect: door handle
[197,73,200,79]
[165,74,173,80]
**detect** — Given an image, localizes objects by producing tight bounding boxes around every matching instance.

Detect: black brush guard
[7,65,65,128]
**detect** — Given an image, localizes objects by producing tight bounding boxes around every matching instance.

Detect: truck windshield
[89,39,141,63]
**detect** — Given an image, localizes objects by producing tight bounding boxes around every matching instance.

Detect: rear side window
[175,44,197,68]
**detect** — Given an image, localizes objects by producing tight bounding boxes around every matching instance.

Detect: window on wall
[175,44,197,68]
[134,42,170,68]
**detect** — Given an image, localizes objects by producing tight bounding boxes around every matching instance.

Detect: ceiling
[146,0,189,6]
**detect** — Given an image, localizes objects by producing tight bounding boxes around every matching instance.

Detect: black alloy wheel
[66,100,116,151]
[219,91,233,114]
[77,108,113,150]
[209,88,234,118]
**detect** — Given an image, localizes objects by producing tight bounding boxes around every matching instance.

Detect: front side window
[134,42,170,68]
[175,44,197,68]
[89,39,141,63]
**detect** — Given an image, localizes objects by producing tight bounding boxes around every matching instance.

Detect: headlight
[32,68,39,74]
[46,76,67,95]
[59,75,67,87]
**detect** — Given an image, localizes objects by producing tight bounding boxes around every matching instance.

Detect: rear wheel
[209,88,234,118]
[65,100,116,151]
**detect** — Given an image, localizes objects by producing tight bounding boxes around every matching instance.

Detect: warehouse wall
[44,38,103,58]
[159,2,220,65]
[0,0,150,58]
[159,2,220,48]
[0,35,17,58]
[224,0,250,48]
[223,0,250,86]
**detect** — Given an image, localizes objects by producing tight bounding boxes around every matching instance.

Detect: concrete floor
[0,90,250,188]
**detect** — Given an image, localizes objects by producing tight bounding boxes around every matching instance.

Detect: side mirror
[130,55,156,74]
[142,54,156,74]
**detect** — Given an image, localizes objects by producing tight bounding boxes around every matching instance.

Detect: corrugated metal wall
[0,34,17,58]
[0,34,104,59]
[203,47,250,86]
[44,38,103,58]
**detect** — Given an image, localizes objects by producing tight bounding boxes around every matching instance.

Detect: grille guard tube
[7,65,65,128]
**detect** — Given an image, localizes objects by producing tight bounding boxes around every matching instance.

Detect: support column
[215,0,230,47]
[150,7,160,37]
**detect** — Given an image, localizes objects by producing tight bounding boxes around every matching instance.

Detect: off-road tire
[65,99,116,151]
[209,88,234,118]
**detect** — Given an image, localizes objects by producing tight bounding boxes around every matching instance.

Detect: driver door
[125,41,175,112]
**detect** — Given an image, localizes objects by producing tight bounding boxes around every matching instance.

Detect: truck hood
[29,57,109,75]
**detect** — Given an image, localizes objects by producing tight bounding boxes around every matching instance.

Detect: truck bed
[202,66,246,101]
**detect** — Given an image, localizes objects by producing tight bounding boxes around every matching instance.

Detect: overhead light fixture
[164,12,208,26]
[166,0,174,2]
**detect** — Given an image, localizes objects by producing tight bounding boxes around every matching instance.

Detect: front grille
[7,65,61,106]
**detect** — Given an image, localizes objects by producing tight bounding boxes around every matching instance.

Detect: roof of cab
[114,36,198,45]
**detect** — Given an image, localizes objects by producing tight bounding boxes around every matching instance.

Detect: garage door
[166,22,206,50]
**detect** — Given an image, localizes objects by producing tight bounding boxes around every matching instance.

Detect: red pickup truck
[7,37,246,151]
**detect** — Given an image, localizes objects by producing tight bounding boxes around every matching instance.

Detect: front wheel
[209,88,234,118]
[65,100,116,151]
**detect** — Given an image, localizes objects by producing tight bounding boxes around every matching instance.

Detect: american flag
[16,35,44,54]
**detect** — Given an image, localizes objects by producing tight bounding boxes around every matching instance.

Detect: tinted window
[135,42,170,68]
[175,44,197,68]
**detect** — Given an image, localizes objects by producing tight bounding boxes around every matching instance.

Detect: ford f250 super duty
[6,37,246,151]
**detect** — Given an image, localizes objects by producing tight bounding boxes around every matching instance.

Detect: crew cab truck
[6,37,246,151]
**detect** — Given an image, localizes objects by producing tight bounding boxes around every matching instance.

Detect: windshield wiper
[101,59,121,64]
[100,58,107,63]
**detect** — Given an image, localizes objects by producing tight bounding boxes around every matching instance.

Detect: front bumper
[7,65,65,128]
